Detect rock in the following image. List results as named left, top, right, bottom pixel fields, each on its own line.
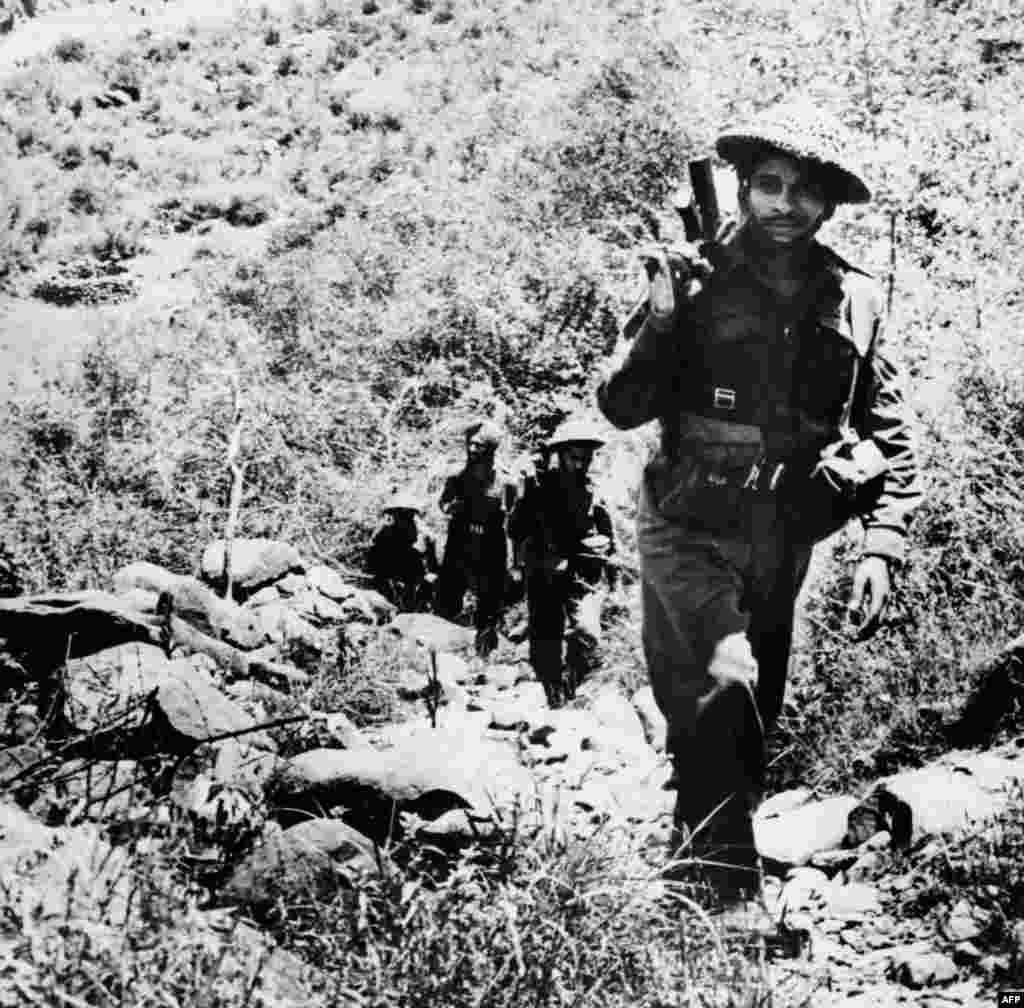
left=436, top=651, right=472, bottom=686
left=225, top=679, right=297, bottom=719
left=856, top=748, right=1024, bottom=846
left=759, top=787, right=812, bottom=819
left=826, top=880, right=882, bottom=920
left=631, top=685, right=668, bottom=752
left=247, top=585, right=282, bottom=606
left=942, top=898, right=984, bottom=942
left=64, top=642, right=174, bottom=732
left=276, top=573, right=309, bottom=596
left=335, top=588, right=394, bottom=625
left=221, top=818, right=378, bottom=914
left=777, top=867, right=831, bottom=919
left=306, top=564, right=353, bottom=601
left=200, top=914, right=327, bottom=1008
left=891, top=949, right=958, bottom=988
left=846, top=849, right=888, bottom=882
left=213, top=740, right=283, bottom=795
left=155, top=665, right=257, bottom=746
left=477, top=661, right=519, bottom=690
left=862, top=829, right=892, bottom=851
left=0, top=743, right=45, bottom=788
left=589, top=687, right=650, bottom=758
left=113, top=563, right=266, bottom=649
left=201, top=539, right=304, bottom=593
left=276, top=725, right=532, bottom=839
left=952, top=940, right=982, bottom=965
left=0, top=592, right=159, bottom=670
left=388, top=612, right=474, bottom=652
left=112, top=560, right=180, bottom=596
left=32, top=759, right=149, bottom=822
left=755, top=795, right=858, bottom=868
left=252, top=603, right=323, bottom=652
left=287, top=589, right=350, bottom=626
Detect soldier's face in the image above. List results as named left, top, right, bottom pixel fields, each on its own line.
left=467, top=433, right=495, bottom=461
left=742, top=154, right=831, bottom=246
left=558, top=445, right=593, bottom=475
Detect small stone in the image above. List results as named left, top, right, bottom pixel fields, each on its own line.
left=861, top=829, right=892, bottom=851
left=942, top=898, right=983, bottom=942
left=846, top=850, right=888, bottom=882
left=892, top=950, right=957, bottom=989
left=276, top=573, right=309, bottom=596
left=306, top=564, right=352, bottom=601
left=952, top=941, right=981, bottom=965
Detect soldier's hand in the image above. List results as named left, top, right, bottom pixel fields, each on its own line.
left=847, top=556, right=891, bottom=639
left=637, top=241, right=712, bottom=330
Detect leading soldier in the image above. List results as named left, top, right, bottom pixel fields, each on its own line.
left=597, top=99, right=923, bottom=898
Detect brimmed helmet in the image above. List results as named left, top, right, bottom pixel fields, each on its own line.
left=547, top=419, right=607, bottom=452
left=715, top=100, right=871, bottom=205
left=382, top=491, right=423, bottom=515
left=465, top=418, right=503, bottom=451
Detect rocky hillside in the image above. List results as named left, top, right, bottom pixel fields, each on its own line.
left=0, top=0, right=1023, bottom=1003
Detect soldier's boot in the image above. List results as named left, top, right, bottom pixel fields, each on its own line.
left=530, top=639, right=565, bottom=708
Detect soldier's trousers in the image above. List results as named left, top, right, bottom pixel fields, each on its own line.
left=526, top=570, right=604, bottom=703
left=436, top=563, right=505, bottom=654
left=638, top=486, right=811, bottom=883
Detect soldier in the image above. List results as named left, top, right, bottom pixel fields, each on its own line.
left=436, top=419, right=518, bottom=658
left=597, top=99, right=922, bottom=899
left=510, top=419, right=616, bottom=708
left=366, top=492, right=439, bottom=612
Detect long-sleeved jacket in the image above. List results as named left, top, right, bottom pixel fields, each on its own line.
left=510, top=470, right=615, bottom=585
left=597, top=227, right=922, bottom=562
left=439, top=465, right=517, bottom=576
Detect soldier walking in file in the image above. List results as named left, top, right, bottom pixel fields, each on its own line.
left=436, top=419, right=518, bottom=658
left=365, top=492, right=439, bottom=612
left=598, top=99, right=922, bottom=899
left=511, top=419, right=616, bottom=708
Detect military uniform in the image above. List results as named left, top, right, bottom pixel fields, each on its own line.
left=598, top=102, right=923, bottom=893
left=436, top=464, right=517, bottom=655
left=366, top=495, right=439, bottom=612
left=510, top=421, right=616, bottom=707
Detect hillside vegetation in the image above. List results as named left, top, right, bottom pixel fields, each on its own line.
left=0, top=0, right=1022, bottom=1002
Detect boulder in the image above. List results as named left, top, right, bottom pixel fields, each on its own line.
left=306, top=564, right=354, bottom=601
left=64, top=642, right=174, bottom=732
left=286, top=589, right=350, bottom=627
left=340, top=588, right=395, bottom=624
left=251, top=603, right=323, bottom=652
left=275, top=573, right=309, bottom=596
left=891, top=949, right=958, bottom=989
left=0, top=592, right=159, bottom=670
left=213, top=740, right=283, bottom=795
left=754, top=794, right=859, bottom=869
left=388, top=613, right=474, bottom=652
left=850, top=746, right=1024, bottom=847
left=112, top=560, right=180, bottom=596
left=31, top=759, right=149, bottom=822
left=155, top=664, right=257, bottom=746
left=200, top=914, right=327, bottom=1008
left=276, top=724, right=532, bottom=839
left=201, top=539, right=304, bottom=593
left=221, top=818, right=379, bottom=914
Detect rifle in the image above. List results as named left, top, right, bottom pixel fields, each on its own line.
left=625, top=158, right=736, bottom=338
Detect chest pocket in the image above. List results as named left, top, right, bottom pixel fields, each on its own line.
left=791, top=315, right=860, bottom=426
left=688, top=304, right=782, bottom=427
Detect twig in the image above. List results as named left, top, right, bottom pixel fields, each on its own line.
left=886, top=209, right=897, bottom=318
left=222, top=377, right=246, bottom=601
